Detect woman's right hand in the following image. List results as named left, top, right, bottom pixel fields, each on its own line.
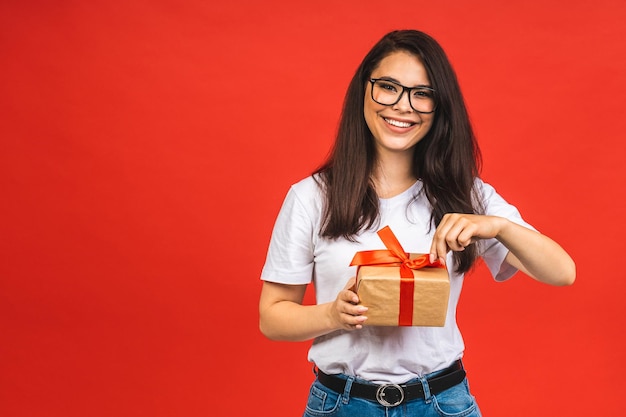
left=328, top=277, right=368, bottom=330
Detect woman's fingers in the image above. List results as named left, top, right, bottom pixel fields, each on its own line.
left=430, top=213, right=455, bottom=263
left=430, top=213, right=500, bottom=263
left=332, top=277, right=368, bottom=329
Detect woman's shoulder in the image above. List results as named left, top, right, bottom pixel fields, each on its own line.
left=278, top=175, right=324, bottom=215
left=473, top=177, right=498, bottom=198
left=473, top=177, right=527, bottom=217
left=290, top=174, right=324, bottom=198
left=279, top=175, right=324, bottom=226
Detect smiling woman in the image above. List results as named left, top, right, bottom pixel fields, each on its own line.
left=258, top=30, right=575, bottom=417
left=1, top=1, right=624, bottom=416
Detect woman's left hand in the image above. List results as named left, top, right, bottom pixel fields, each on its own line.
left=429, top=213, right=505, bottom=264
left=429, top=212, right=576, bottom=286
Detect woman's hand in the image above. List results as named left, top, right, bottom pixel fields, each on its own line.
left=328, top=277, right=368, bottom=331
left=429, top=213, right=505, bottom=264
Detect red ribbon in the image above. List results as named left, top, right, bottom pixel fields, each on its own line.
left=350, top=226, right=444, bottom=326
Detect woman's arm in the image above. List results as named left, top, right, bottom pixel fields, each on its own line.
left=259, top=278, right=369, bottom=341
left=429, top=213, right=575, bottom=286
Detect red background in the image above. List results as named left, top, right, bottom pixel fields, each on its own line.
left=1, top=1, right=625, bottom=415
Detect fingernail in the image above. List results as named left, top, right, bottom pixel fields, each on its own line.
left=429, top=253, right=435, bottom=263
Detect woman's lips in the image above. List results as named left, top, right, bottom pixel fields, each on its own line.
left=383, top=117, right=415, bottom=128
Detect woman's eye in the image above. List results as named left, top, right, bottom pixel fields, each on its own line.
left=413, top=89, right=433, bottom=99
left=378, top=82, right=397, bottom=92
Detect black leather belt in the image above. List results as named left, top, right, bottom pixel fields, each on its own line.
left=317, top=360, right=466, bottom=407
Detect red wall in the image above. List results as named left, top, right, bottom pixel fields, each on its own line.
left=1, top=1, right=625, bottom=415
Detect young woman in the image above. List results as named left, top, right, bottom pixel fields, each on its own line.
left=259, top=30, right=575, bottom=416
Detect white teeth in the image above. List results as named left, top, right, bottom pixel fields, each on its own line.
left=384, top=118, right=413, bottom=128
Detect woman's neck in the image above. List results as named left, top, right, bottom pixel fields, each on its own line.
left=372, top=151, right=417, bottom=198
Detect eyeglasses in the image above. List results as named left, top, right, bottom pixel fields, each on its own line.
left=369, top=78, right=436, bottom=114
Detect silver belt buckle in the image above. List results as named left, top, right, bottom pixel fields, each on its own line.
left=376, top=383, right=404, bottom=407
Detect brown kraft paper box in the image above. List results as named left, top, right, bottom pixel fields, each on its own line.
left=355, top=254, right=450, bottom=327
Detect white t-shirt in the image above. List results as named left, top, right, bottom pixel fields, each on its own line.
left=261, top=175, right=535, bottom=384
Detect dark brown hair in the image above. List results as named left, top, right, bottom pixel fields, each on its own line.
left=315, top=30, right=483, bottom=273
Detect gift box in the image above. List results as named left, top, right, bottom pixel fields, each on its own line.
left=351, top=226, right=450, bottom=327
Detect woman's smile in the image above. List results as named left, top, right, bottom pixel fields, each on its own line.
left=382, top=116, right=417, bottom=129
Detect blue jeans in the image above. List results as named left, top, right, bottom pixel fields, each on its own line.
left=303, top=368, right=481, bottom=417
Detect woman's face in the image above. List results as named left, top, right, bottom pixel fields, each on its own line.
left=364, top=51, right=434, bottom=158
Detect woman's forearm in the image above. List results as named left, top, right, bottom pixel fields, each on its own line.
left=498, top=219, right=576, bottom=286
left=259, top=299, right=337, bottom=342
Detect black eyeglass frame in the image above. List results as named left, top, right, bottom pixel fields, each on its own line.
left=369, top=78, right=437, bottom=114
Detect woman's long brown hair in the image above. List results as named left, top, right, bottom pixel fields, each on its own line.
left=314, top=30, right=484, bottom=273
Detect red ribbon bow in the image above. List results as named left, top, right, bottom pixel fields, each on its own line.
left=350, top=226, right=444, bottom=326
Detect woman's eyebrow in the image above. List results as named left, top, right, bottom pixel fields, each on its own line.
left=375, top=76, right=432, bottom=88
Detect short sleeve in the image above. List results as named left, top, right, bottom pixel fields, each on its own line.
left=260, top=180, right=320, bottom=285
left=478, top=180, right=537, bottom=282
